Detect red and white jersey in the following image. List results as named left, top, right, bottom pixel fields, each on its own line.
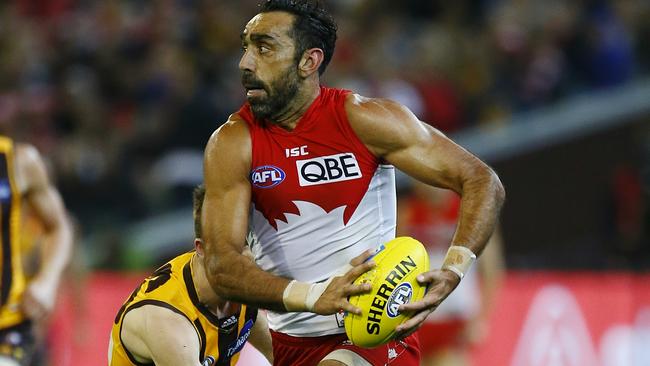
left=238, top=87, right=396, bottom=336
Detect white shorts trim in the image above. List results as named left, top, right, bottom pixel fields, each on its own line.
left=321, top=349, right=372, bottom=366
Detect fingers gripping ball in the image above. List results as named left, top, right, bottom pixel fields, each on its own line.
left=344, top=237, right=430, bottom=348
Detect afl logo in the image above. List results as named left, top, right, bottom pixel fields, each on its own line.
left=386, top=283, right=413, bottom=318
left=251, top=165, right=285, bottom=188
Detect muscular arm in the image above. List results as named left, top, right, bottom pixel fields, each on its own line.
left=17, top=144, right=73, bottom=320
left=347, top=95, right=505, bottom=256
left=346, top=95, right=505, bottom=335
left=121, top=305, right=202, bottom=366
left=202, top=118, right=289, bottom=311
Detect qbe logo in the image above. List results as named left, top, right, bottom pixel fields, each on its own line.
left=251, top=165, right=285, bottom=188
left=296, top=153, right=362, bottom=187
left=386, top=283, right=412, bottom=318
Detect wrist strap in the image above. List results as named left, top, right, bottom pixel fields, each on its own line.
left=305, top=277, right=333, bottom=310
left=442, top=245, right=477, bottom=280
left=282, top=278, right=334, bottom=312
left=282, top=280, right=310, bottom=312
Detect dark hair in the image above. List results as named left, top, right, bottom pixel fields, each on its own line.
left=193, top=184, right=206, bottom=239
left=259, top=0, right=337, bottom=75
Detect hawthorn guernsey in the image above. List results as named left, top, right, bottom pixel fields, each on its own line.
left=240, top=87, right=397, bottom=337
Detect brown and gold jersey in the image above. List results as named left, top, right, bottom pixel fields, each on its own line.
left=0, top=136, right=24, bottom=329
left=109, top=252, right=257, bottom=366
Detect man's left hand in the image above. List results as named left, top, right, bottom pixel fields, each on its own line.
left=21, top=275, right=59, bottom=322
left=394, top=269, right=460, bottom=338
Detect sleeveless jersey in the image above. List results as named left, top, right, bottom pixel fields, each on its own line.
left=0, top=136, right=25, bottom=329
left=240, top=86, right=397, bottom=336
left=109, top=252, right=257, bottom=366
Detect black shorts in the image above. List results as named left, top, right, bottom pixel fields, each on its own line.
left=0, top=321, right=35, bottom=366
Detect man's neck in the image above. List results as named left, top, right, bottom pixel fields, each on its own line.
left=191, top=254, right=232, bottom=316
left=271, top=80, right=320, bottom=131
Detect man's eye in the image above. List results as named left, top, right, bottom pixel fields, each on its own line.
left=259, top=46, right=270, bottom=54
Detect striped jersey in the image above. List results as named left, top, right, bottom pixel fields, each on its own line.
left=109, top=252, right=257, bottom=366
left=0, top=136, right=24, bottom=329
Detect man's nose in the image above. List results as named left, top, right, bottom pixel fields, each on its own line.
left=239, top=49, right=256, bottom=73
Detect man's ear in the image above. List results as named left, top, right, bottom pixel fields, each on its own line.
left=298, top=48, right=324, bottom=78
left=194, top=239, right=204, bottom=256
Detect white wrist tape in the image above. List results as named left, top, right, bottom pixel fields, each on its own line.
left=283, top=280, right=309, bottom=312
left=305, top=277, right=333, bottom=310
left=282, top=278, right=334, bottom=312
left=442, top=245, right=477, bottom=280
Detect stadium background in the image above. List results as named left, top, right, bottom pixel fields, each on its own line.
left=1, top=0, right=649, bottom=365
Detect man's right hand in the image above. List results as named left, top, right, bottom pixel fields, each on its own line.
left=311, top=250, right=376, bottom=315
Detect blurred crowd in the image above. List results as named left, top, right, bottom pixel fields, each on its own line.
left=0, top=0, right=648, bottom=267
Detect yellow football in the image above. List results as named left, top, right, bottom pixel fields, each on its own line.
left=345, top=237, right=430, bottom=348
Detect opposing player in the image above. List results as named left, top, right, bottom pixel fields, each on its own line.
left=109, top=185, right=273, bottom=366
left=0, top=135, right=73, bottom=366
left=202, top=1, right=505, bottom=365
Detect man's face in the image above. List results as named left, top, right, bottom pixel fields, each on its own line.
left=239, top=12, right=302, bottom=120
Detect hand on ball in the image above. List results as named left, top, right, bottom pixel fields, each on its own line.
left=394, top=268, right=460, bottom=339
left=311, top=250, right=376, bottom=315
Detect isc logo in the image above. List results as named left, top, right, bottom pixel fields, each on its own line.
left=296, top=153, right=362, bottom=186
left=251, top=165, right=286, bottom=188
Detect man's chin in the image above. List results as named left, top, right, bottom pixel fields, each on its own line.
left=249, top=103, right=272, bottom=120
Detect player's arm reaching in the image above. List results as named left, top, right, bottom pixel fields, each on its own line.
left=16, top=144, right=73, bottom=322
left=345, top=95, right=506, bottom=338
left=119, top=305, right=203, bottom=366
left=202, top=117, right=374, bottom=314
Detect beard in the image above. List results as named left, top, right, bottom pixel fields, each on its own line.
left=242, top=66, right=301, bottom=121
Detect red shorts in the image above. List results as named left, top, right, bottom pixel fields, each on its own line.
left=270, top=330, right=420, bottom=366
